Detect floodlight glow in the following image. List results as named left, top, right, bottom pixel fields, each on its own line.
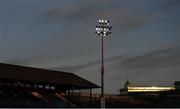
left=95, top=19, right=112, bottom=37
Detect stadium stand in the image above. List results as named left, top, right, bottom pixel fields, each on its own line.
left=0, top=63, right=99, bottom=107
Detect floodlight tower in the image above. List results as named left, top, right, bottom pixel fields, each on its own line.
left=95, top=19, right=112, bottom=108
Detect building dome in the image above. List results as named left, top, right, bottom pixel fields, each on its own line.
left=124, top=80, right=134, bottom=88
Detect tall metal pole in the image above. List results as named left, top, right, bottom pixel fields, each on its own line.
left=95, top=19, right=112, bottom=108
left=101, top=34, right=104, bottom=106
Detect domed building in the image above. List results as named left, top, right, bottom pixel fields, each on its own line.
left=119, top=79, right=134, bottom=95
left=124, top=79, right=134, bottom=88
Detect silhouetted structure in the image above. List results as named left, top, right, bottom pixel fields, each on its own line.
left=175, top=81, right=180, bottom=94
left=0, top=63, right=99, bottom=107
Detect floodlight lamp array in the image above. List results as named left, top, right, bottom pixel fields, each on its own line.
left=95, top=19, right=112, bottom=37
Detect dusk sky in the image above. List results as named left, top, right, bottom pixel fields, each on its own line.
left=0, top=0, right=180, bottom=94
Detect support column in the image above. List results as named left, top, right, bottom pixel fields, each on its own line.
left=90, top=88, right=92, bottom=107
left=79, top=89, right=81, bottom=101
left=67, top=90, right=70, bottom=107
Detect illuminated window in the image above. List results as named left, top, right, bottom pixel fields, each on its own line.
left=128, top=86, right=175, bottom=92
left=45, top=85, right=50, bottom=89
left=50, top=86, right=55, bottom=90
left=39, top=85, right=43, bottom=88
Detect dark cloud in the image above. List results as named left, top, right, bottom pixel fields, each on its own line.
left=51, top=55, right=125, bottom=72
left=158, top=0, right=180, bottom=10
left=51, top=46, right=180, bottom=72
left=121, top=47, right=180, bottom=69
left=43, top=4, right=82, bottom=19
left=120, top=13, right=162, bottom=33
left=41, top=0, right=166, bottom=34
left=118, top=0, right=180, bottom=33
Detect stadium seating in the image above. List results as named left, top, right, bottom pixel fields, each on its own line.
left=0, top=86, right=75, bottom=107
